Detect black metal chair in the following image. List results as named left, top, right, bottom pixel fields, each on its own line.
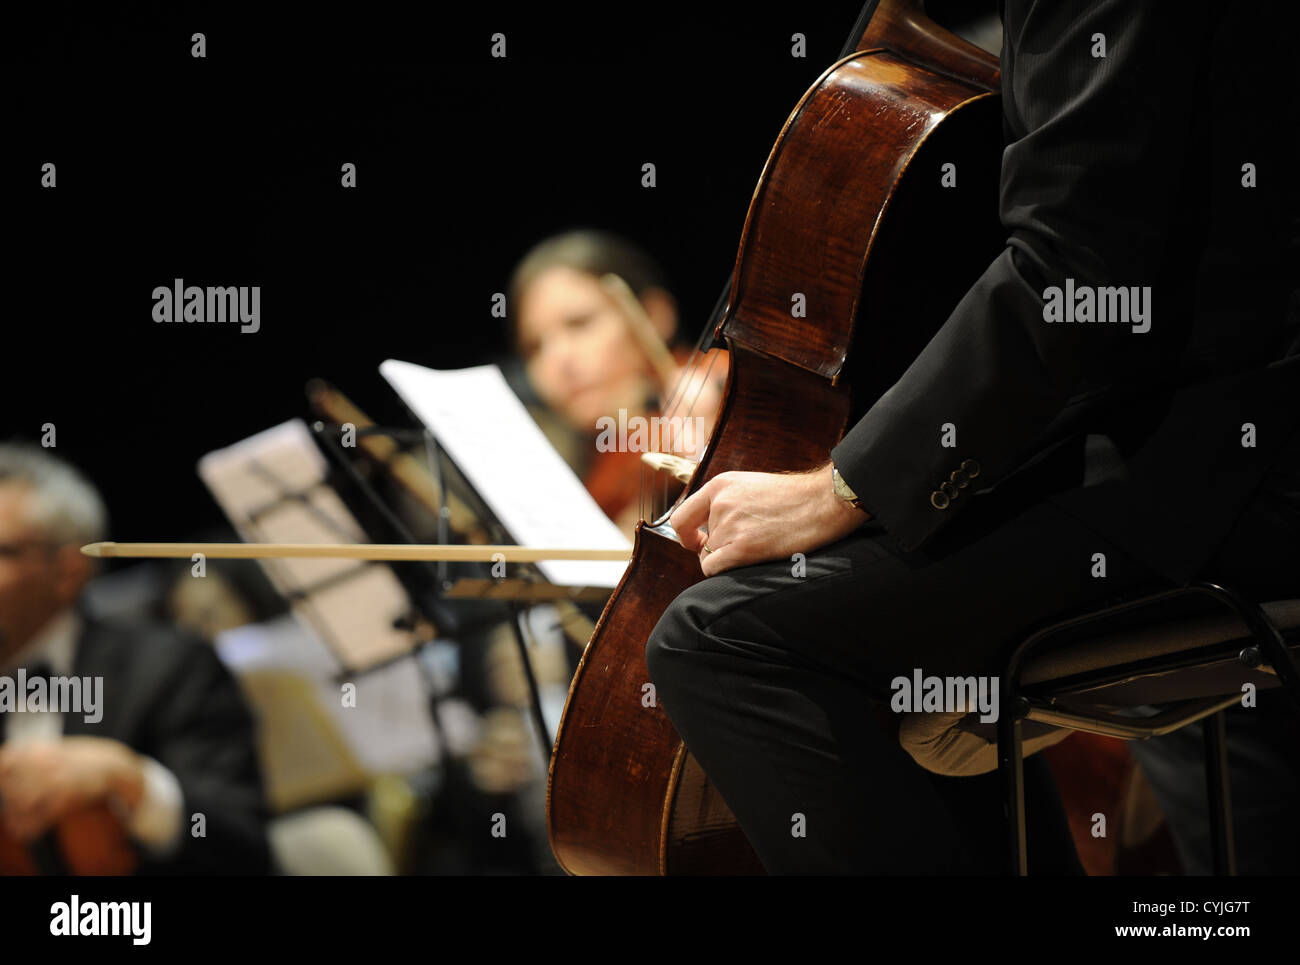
left=996, top=581, right=1300, bottom=874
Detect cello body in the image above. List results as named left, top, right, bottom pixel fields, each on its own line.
left=547, top=0, right=1007, bottom=874
left=0, top=802, right=137, bottom=875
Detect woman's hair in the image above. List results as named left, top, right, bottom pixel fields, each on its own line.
left=506, top=229, right=668, bottom=347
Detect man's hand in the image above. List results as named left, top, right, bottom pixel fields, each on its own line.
left=671, top=462, right=871, bottom=577
left=0, top=737, right=146, bottom=841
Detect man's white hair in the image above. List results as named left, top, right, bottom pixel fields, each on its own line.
left=0, top=443, right=108, bottom=546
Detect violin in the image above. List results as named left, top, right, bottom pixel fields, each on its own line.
left=583, top=273, right=729, bottom=534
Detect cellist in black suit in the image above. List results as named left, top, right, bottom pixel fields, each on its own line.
left=0, top=443, right=271, bottom=874
left=645, top=0, right=1300, bottom=873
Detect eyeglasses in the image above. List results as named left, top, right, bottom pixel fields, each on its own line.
left=0, top=539, right=60, bottom=559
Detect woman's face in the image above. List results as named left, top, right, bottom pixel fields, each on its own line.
left=516, top=266, right=655, bottom=431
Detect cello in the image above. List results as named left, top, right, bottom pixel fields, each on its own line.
left=0, top=802, right=136, bottom=875
left=546, top=0, right=1009, bottom=874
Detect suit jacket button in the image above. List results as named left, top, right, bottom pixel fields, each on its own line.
left=931, top=489, right=950, bottom=509
left=961, top=458, right=980, bottom=478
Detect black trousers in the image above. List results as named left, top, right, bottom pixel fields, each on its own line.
left=645, top=433, right=1300, bottom=874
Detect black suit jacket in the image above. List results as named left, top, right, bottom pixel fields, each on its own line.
left=61, top=614, right=272, bottom=874
left=831, top=0, right=1300, bottom=585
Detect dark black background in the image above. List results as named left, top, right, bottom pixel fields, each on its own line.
left=6, top=0, right=992, bottom=543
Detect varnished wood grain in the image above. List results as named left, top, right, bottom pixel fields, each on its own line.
left=548, top=3, right=1004, bottom=876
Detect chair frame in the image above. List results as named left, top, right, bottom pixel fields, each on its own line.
left=998, top=580, right=1300, bottom=875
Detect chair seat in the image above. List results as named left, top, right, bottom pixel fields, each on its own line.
left=1020, top=598, right=1300, bottom=689
left=900, top=598, right=1300, bottom=777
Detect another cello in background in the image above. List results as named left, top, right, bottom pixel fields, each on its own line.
left=0, top=802, right=136, bottom=875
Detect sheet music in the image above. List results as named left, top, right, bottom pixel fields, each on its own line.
left=215, top=614, right=442, bottom=777
left=197, top=418, right=424, bottom=670
left=379, top=359, right=631, bottom=588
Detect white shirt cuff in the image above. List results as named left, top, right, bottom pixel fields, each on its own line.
left=120, top=756, right=185, bottom=857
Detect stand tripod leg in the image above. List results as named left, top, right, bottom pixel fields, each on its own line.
left=509, top=602, right=557, bottom=766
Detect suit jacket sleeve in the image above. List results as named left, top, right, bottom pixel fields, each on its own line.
left=135, top=636, right=272, bottom=875
left=830, top=0, right=1212, bottom=551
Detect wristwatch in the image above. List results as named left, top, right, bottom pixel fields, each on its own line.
left=831, top=465, right=863, bottom=509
